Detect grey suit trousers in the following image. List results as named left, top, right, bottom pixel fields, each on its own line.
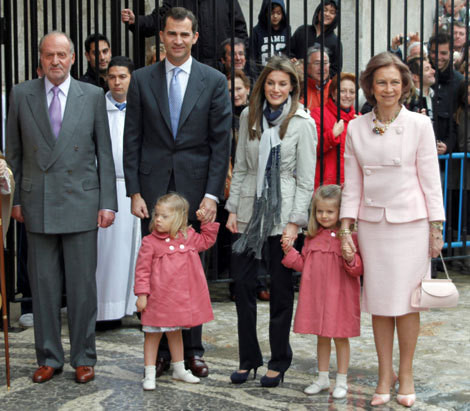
left=27, top=229, right=98, bottom=368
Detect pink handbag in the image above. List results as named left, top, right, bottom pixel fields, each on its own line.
left=411, top=254, right=459, bottom=309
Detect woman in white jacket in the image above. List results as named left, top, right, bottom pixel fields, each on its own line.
left=226, top=56, right=317, bottom=387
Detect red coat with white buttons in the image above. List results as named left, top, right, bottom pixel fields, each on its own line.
left=134, top=222, right=219, bottom=328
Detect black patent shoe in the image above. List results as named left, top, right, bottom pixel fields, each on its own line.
left=230, top=368, right=257, bottom=384
left=260, top=371, right=284, bottom=387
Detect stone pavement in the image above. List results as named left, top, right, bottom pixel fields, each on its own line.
left=0, top=273, right=469, bottom=411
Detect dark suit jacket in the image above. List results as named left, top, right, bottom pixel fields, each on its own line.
left=6, top=77, right=117, bottom=234
left=123, top=58, right=231, bottom=219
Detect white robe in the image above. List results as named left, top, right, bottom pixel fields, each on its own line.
left=95, top=94, right=140, bottom=321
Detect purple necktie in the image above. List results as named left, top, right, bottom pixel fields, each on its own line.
left=49, top=86, right=62, bottom=138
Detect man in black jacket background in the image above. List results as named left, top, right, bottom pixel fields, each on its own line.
left=428, top=32, right=462, bottom=156
left=121, top=0, right=247, bottom=68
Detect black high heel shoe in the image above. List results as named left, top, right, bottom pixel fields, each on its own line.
left=260, top=371, right=285, bottom=387
left=230, top=368, right=258, bottom=384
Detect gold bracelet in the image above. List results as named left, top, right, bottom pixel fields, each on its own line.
left=430, top=221, right=444, bottom=231
left=338, top=228, right=352, bottom=238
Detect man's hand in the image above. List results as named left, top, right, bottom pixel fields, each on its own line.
left=131, top=193, right=149, bottom=219
left=391, top=33, right=403, bottom=50
left=121, top=8, right=136, bottom=24
left=199, top=197, right=217, bottom=223
left=409, top=31, right=420, bottom=43
left=11, top=205, right=24, bottom=223
left=437, top=141, right=447, bottom=155
left=98, top=210, right=115, bottom=228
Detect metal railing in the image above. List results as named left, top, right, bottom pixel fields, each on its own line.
left=0, top=0, right=468, bottom=296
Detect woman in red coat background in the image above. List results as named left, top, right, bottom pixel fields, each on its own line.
left=312, top=73, right=358, bottom=189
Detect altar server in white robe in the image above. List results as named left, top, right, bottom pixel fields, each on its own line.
left=96, top=56, right=139, bottom=324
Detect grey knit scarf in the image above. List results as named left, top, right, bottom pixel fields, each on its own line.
left=232, top=96, right=292, bottom=259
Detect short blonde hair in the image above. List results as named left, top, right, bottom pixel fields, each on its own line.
left=307, top=185, right=342, bottom=238
left=360, top=52, right=412, bottom=106
left=149, top=192, right=190, bottom=238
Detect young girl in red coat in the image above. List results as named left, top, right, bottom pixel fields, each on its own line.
left=281, top=185, right=362, bottom=399
left=134, top=193, right=219, bottom=390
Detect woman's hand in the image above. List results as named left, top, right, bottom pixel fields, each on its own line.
left=226, top=213, right=238, bottom=234
left=332, top=119, right=345, bottom=137
left=136, top=295, right=147, bottom=312
left=282, top=223, right=298, bottom=249
left=429, top=226, right=444, bottom=258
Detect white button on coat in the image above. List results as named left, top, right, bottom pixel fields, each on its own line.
left=180, top=244, right=185, bottom=249
left=169, top=245, right=175, bottom=250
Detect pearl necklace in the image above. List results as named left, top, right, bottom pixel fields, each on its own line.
left=372, top=107, right=402, bottom=135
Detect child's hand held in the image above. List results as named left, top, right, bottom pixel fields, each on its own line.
left=136, top=295, right=148, bottom=312
left=196, top=207, right=206, bottom=222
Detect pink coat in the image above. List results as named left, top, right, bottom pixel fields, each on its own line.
left=340, top=108, right=445, bottom=223
left=134, top=223, right=219, bottom=328
left=282, top=228, right=363, bottom=338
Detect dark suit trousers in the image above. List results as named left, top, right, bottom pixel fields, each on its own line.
left=27, top=230, right=98, bottom=368
left=232, top=235, right=294, bottom=372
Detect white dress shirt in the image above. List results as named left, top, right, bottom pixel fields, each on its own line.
left=164, top=57, right=218, bottom=204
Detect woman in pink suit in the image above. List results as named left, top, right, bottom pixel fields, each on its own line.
left=339, top=52, right=445, bottom=407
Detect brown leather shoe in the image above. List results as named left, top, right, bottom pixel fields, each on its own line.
left=75, top=366, right=95, bottom=383
left=156, top=357, right=171, bottom=378
left=257, top=290, right=270, bottom=301
left=185, top=355, right=209, bottom=378
left=32, top=366, right=62, bottom=383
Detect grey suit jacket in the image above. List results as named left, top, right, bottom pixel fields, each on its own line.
left=6, top=77, right=117, bottom=234
left=123, top=59, right=231, bottom=219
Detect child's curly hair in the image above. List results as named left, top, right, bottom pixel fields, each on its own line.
left=149, top=192, right=190, bottom=238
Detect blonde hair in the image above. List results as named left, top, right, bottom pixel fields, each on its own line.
left=248, top=56, right=300, bottom=140
left=149, top=192, right=190, bottom=238
left=306, top=185, right=342, bottom=237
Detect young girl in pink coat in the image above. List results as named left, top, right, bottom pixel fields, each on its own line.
left=134, top=193, right=219, bottom=391
left=282, top=185, right=362, bottom=399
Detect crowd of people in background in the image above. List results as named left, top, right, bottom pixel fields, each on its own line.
left=1, top=0, right=467, bottom=407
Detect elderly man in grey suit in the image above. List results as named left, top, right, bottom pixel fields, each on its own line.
left=124, top=7, right=231, bottom=378
left=6, top=31, right=117, bottom=384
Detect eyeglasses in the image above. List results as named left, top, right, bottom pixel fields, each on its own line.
left=309, top=61, right=330, bottom=66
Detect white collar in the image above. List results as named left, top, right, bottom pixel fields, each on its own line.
left=165, top=56, right=192, bottom=76
left=44, top=74, right=71, bottom=97
left=106, top=91, right=126, bottom=109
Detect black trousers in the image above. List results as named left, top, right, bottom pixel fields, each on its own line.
left=231, top=235, right=294, bottom=372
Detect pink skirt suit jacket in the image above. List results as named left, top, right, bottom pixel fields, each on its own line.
left=134, top=222, right=219, bottom=328
left=340, top=107, right=445, bottom=316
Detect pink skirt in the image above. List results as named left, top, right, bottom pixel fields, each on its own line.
left=357, top=217, right=430, bottom=316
